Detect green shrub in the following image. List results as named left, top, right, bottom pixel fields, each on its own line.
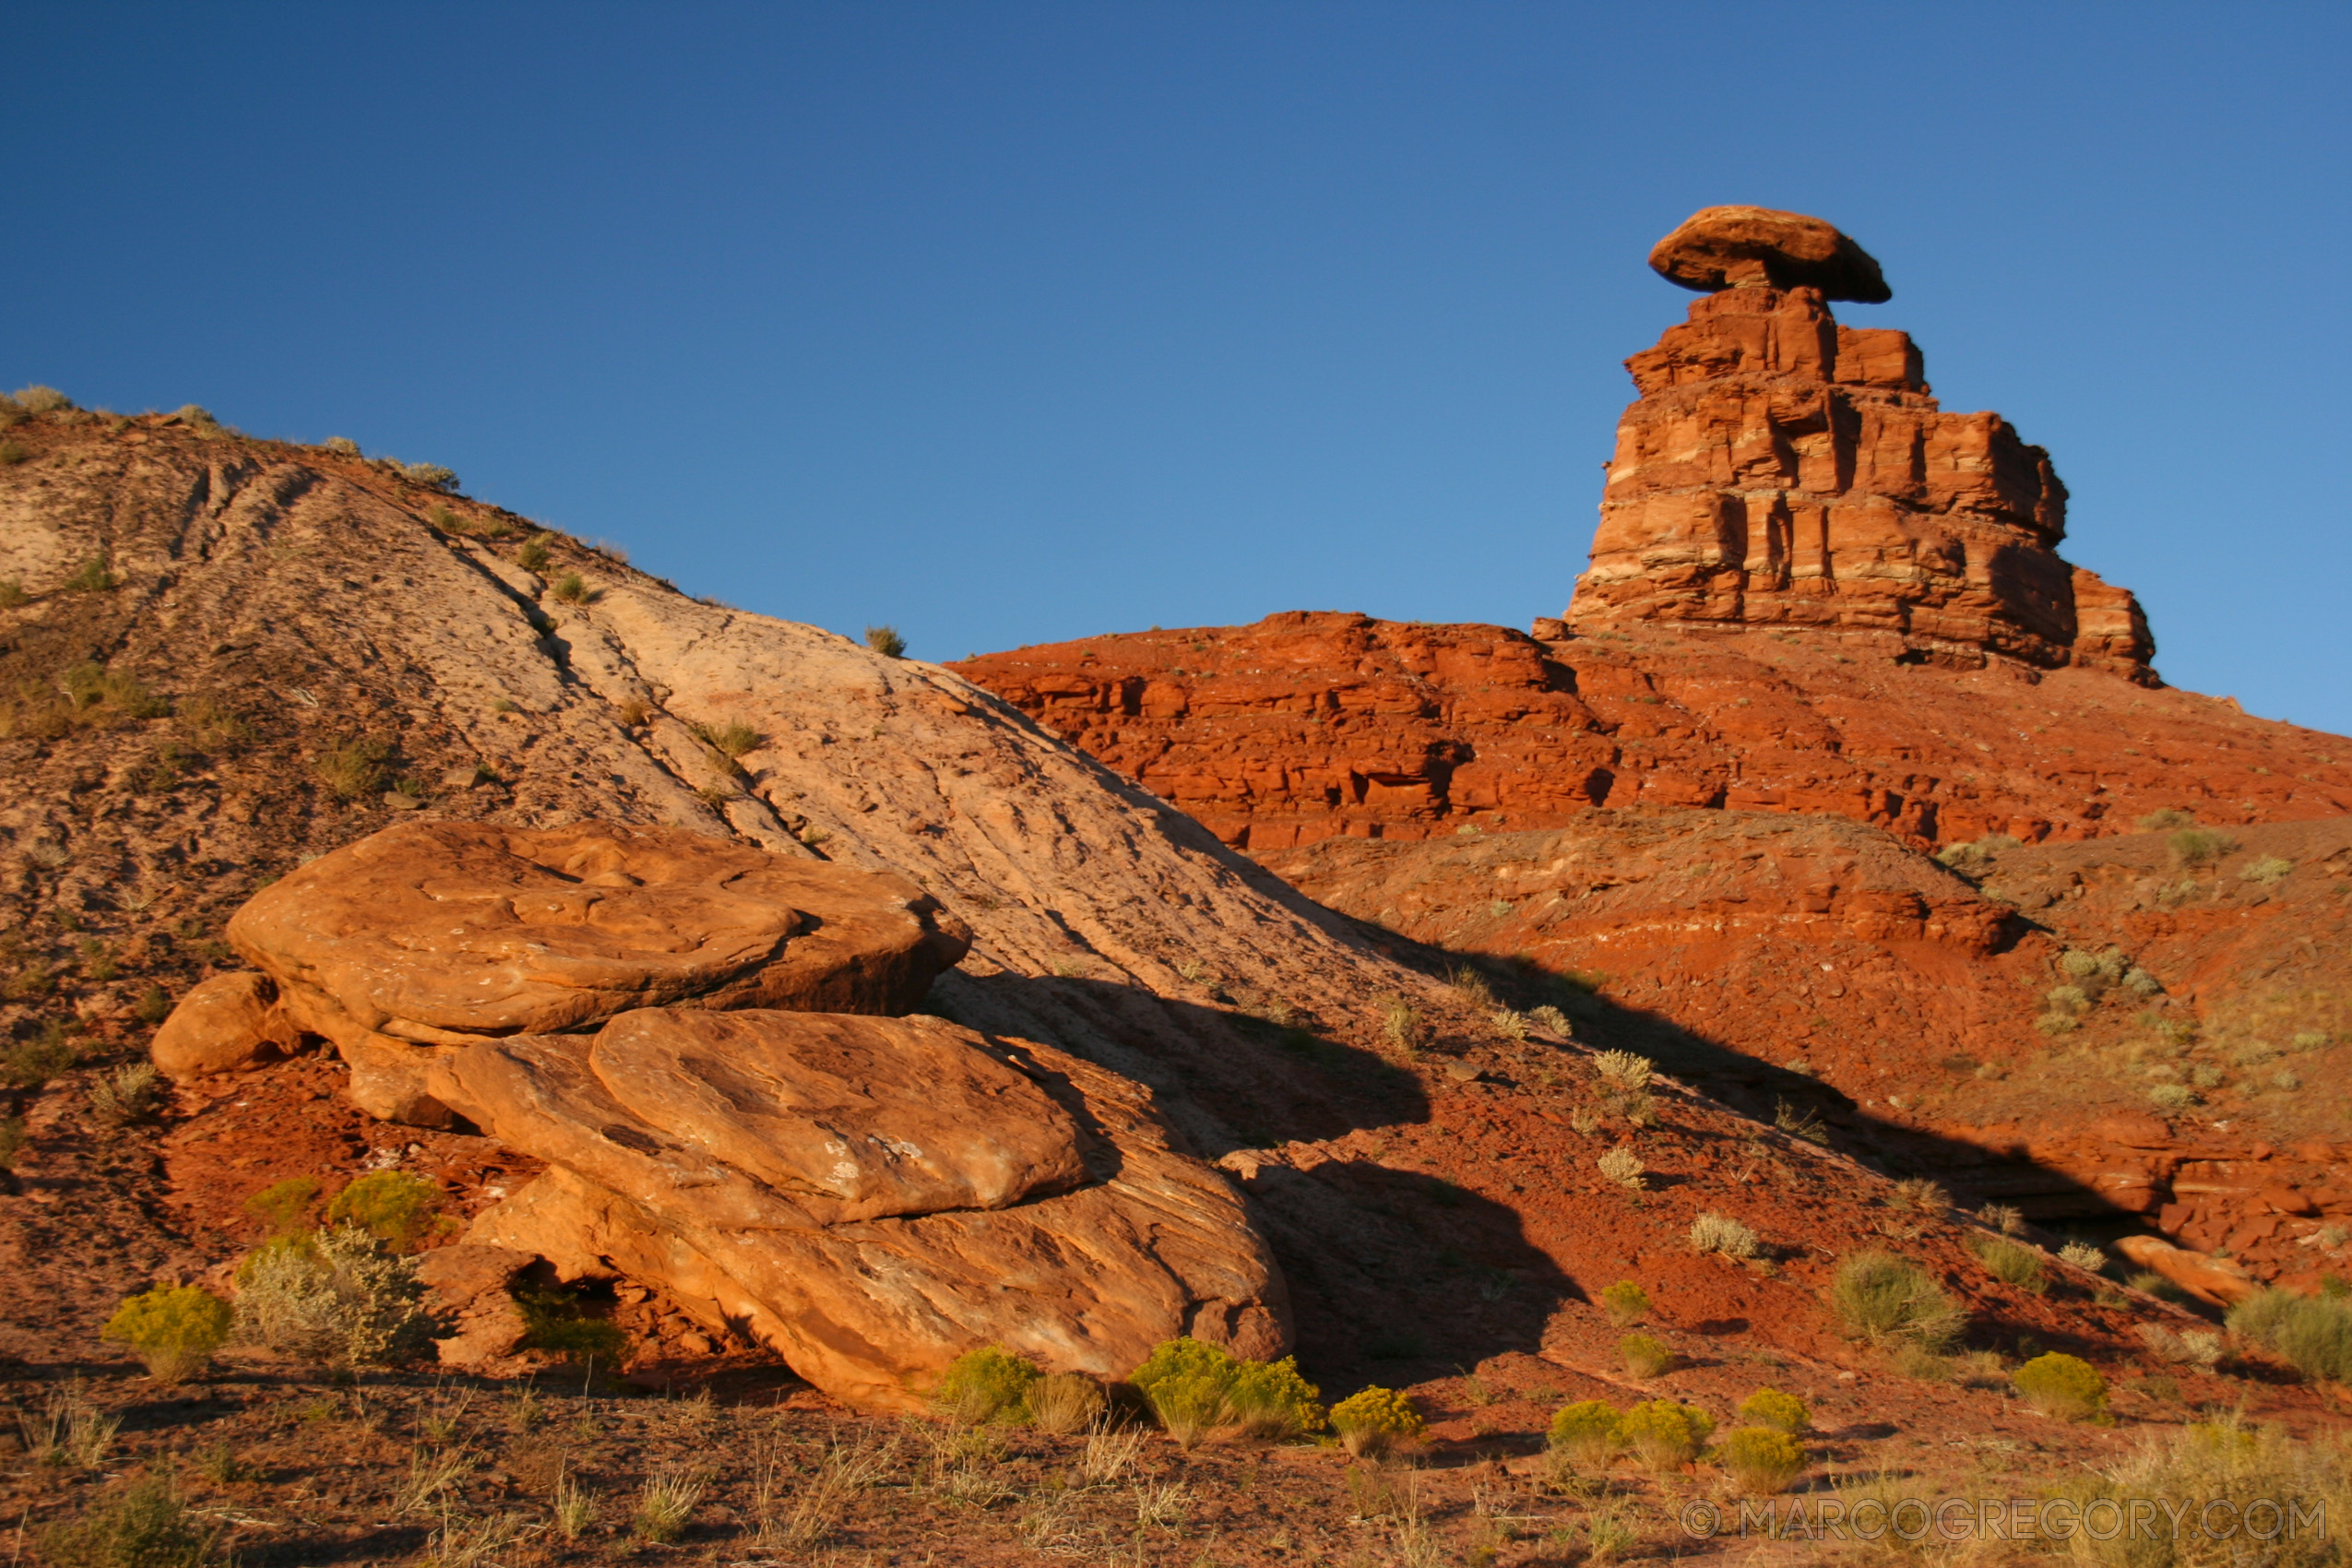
left=2, top=1021, right=84, bottom=1088
left=1327, top=1386, right=1423, bottom=1459
left=0, top=1115, right=25, bottom=1172
left=2168, top=828, right=2238, bottom=868
left=1970, top=1235, right=2048, bottom=1294
left=37, top=1470, right=223, bottom=1568
left=863, top=624, right=908, bottom=659
left=2227, top=1289, right=2352, bottom=1384
left=2149, top=1082, right=2195, bottom=1111
left=517, top=535, right=553, bottom=572
left=515, top=1287, right=631, bottom=1366
left=89, top=1063, right=165, bottom=1126
left=1716, top=1426, right=1806, bottom=1494
left=327, top=1170, right=444, bottom=1250
left=1226, top=1354, right=1324, bottom=1439
left=1130, top=1336, right=1235, bottom=1444
left=0, top=442, right=27, bottom=468
left=2241, top=856, right=2294, bottom=885
left=242, top=1175, right=321, bottom=1239
left=2013, top=1351, right=2108, bottom=1420
left=1619, top=1332, right=1673, bottom=1378
left=2049, top=1415, right=2352, bottom=1568
left=101, top=1285, right=232, bottom=1384
left=61, top=661, right=166, bottom=721
left=1598, top=1280, right=1649, bottom=1327
left=695, top=719, right=762, bottom=759
left=65, top=557, right=119, bottom=593
left=1618, top=1399, right=1713, bottom=1471
left=231, top=1222, right=428, bottom=1367
left=132, top=987, right=174, bottom=1027
left=1737, top=1387, right=1807, bottom=1434
left=2137, top=808, right=2195, bottom=831
left=935, top=1344, right=1039, bottom=1425
left=315, top=736, right=392, bottom=800
left=1547, top=1400, right=1621, bottom=1469
left=1830, top=1252, right=1965, bottom=1349
left=552, top=572, right=590, bottom=604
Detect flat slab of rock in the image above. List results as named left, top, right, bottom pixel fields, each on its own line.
left=427, top=1009, right=1088, bottom=1227
left=456, top=1020, right=1287, bottom=1409
left=1649, top=205, right=1891, bottom=302
left=225, top=820, right=971, bottom=1123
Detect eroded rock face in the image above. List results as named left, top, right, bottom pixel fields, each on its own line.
left=226, top=820, right=971, bottom=1122
left=443, top=1016, right=1287, bottom=1409
left=1578, top=227, right=2154, bottom=676
left=1648, top=205, right=1892, bottom=303
left=150, top=971, right=301, bottom=1083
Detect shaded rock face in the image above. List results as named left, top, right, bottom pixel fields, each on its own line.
left=215, top=820, right=970, bottom=1123
left=1574, top=279, right=2154, bottom=677
left=1648, top=205, right=1891, bottom=303
left=439, top=1014, right=1287, bottom=1410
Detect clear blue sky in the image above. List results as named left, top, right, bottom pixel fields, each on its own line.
left=11, top=5, right=2348, bottom=733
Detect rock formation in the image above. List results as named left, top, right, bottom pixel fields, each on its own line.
left=1578, top=208, right=2154, bottom=676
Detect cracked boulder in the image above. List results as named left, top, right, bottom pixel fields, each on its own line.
left=220, top=819, right=971, bottom=1123
left=434, top=1009, right=1289, bottom=1409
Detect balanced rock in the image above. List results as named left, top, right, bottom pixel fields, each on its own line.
left=441, top=1012, right=1288, bottom=1409
left=1648, top=205, right=1892, bottom=303
left=226, top=820, right=971, bottom=1123
left=149, top=971, right=302, bottom=1083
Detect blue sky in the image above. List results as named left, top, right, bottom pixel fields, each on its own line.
left=10, top=4, right=2348, bottom=731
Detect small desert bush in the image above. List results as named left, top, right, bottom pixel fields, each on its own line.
left=1526, top=1003, right=1571, bottom=1036
left=2227, top=1289, right=2352, bottom=1384
left=1689, top=1210, right=1759, bottom=1259
left=1716, top=1426, right=1806, bottom=1494
left=2052, top=1415, right=2352, bottom=1568
left=22, top=1382, right=121, bottom=1468
left=1593, top=1049, right=1652, bottom=1088
left=2058, top=1240, right=2108, bottom=1273
left=2242, top=855, right=2294, bottom=885
left=65, top=557, right=120, bottom=592
left=552, top=573, right=590, bottom=604
left=1737, top=1387, right=1807, bottom=1434
left=2, top=1022, right=84, bottom=1088
left=2138, top=1323, right=2225, bottom=1368
left=1970, top=1234, right=2048, bottom=1293
left=514, top=1284, right=631, bottom=1364
left=2137, top=807, right=2196, bottom=831
left=516, top=534, right=553, bottom=571
left=1831, top=1252, right=1965, bottom=1349
left=1979, top=1201, right=2025, bottom=1235
left=1598, top=1280, right=1648, bottom=1327
left=1447, top=965, right=1498, bottom=1009
left=232, top=1222, right=429, bottom=1367
left=101, top=1285, right=232, bottom=1384
left=2013, top=1351, right=2108, bottom=1420
left=1618, top=1399, right=1713, bottom=1472
left=632, top=1467, right=705, bottom=1543
left=0, top=442, right=23, bottom=468
left=1548, top=1399, right=1621, bottom=1469
left=322, top=435, right=360, bottom=455
left=38, top=1470, right=223, bottom=1568
left=2149, top=1082, right=2195, bottom=1111
left=0, top=1116, right=25, bottom=1172
left=399, top=461, right=459, bottom=492
left=2168, top=827, right=2238, bottom=868
left=315, top=736, right=392, bottom=800
left=1597, top=1146, right=1644, bottom=1189
left=14, top=386, right=73, bottom=413
left=1378, top=998, right=1428, bottom=1051
left=327, top=1170, right=444, bottom=1250
left=1128, top=1336, right=1324, bottom=1443
left=1025, top=1372, right=1108, bottom=1434
left=243, top=1175, right=321, bottom=1238
left=695, top=719, right=762, bottom=758
left=0, top=578, right=26, bottom=606
left=1226, top=1355, right=1324, bottom=1439
left=61, top=661, right=166, bottom=721
left=1774, top=1096, right=1828, bottom=1142
left=88, top=1062, right=165, bottom=1125
left=935, top=1345, right=1039, bottom=1425
left=1618, top=1333, right=1673, bottom=1378
left=1327, top=1386, right=1423, bottom=1459
left=864, top=624, right=908, bottom=659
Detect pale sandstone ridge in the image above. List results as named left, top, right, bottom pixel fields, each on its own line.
left=206, top=820, right=970, bottom=1123
left=440, top=1016, right=1287, bottom=1410
left=1576, top=208, right=2154, bottom=679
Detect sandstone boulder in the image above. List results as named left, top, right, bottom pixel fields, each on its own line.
left=149, top=971, right=301, bottom=1083
left=415, top=1243, right=535, bottom=1367
left=226, top=820, right=972, bottom=1123
left=1648, top=205, right=1892, bottom=303
left=443, top=1015, right=1287, bottom=1409
left=2115, top=1233, right=2257, bottom=1306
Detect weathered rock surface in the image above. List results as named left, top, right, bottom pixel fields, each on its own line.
left=1648, top=205, right=1892, bottom=303
left=1581, top=217, right=2150, bottom=674
left=955, top=612, right=2352, bottom=850
left=149, top=971, right=300, bottom=1083
left=443, top=1016, right=1286, bottom=1409
left=224, top=820, right=971, bottom=1123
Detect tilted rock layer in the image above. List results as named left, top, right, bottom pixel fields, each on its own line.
left=1574, top=279, right=2153, bottom=675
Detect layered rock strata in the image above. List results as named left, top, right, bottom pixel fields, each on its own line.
left=436, top=1012, right=1287, bottom=1409
left=1574, top=211, right=2154, bottom=675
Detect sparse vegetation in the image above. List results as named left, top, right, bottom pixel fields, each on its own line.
left=315, top=735, right=393, bottom=801
left=517, top=534, right=552, bottom=572
left=1717, top=1425, right=1806, bottom=1493
left=1547, top=1399, right=1621, bottom=1470
left=326, top=1170, right=444, bottom=1250
left=1598, top=1280, right=1649, bottom=1327
left=1592, top=1049, right=1652, bottom=1088
left=1738, top=1387, right=1807, bottom=1434
left=2227, top=1289, right=2352, bottom=1383
left=0, top=577, right=27, bottom=606
left=2168, top=827, right=2238, bottom=868
left=632, top=1467, right=706, bottom=1543
left=2242, top=855, right=2294, bottom=885
left=1689, top=1210, right=1760, bottom=1259
left=1617, top=1399, right=1712, bottom=1472
left=37, top=1469, right=224, bottom=1567
left=2056, top=1414, right=2352, bottom=1568
left=323, top=435, right=361, bottom=456
left=2013, top=1351, right=2108, bottom=1420
left=935, top=1345, right=1040, bottom=1425
left=2137, top=1323, right=2224, bottom=1367
left=101, top=1285, right=232, bottom=1384
left=1379, top=998, right=1429, bottom=1053
left=1024, top=1372, right=1108, bottom=1434
left=864, top=624, right=908, bottom=659
left=2137, top=807, right=2196, bottom=831
left=1831, top=1251, right=1965, bottom=1349
left=1327, top=1386, right=1423, bottom=1459
left=2058, top=1240, right=2108, bottom=1273
left=15, top=386, right=73, bottom=412
left=2149, top=1081, right=2195, bottom=1111
left=65, top=556, right=120, bottom=592
left=1891, top=1177, right=1950, bottom=1213
left=1596, top=1146, right=1644, bottom=1189
left=1971, top=1234, right=2048, bottom=1293
left=88, top=1061, right=165, bottom=1125
left=0, top=441, right=26, bottom=468
left=552, top=572, right=591, bottom=604
left=1618, top=1333, right=1673, bottom=1378
left=400, top=461, right=460, bottom=493
left=231, top=1221, right=430, bottom=1367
